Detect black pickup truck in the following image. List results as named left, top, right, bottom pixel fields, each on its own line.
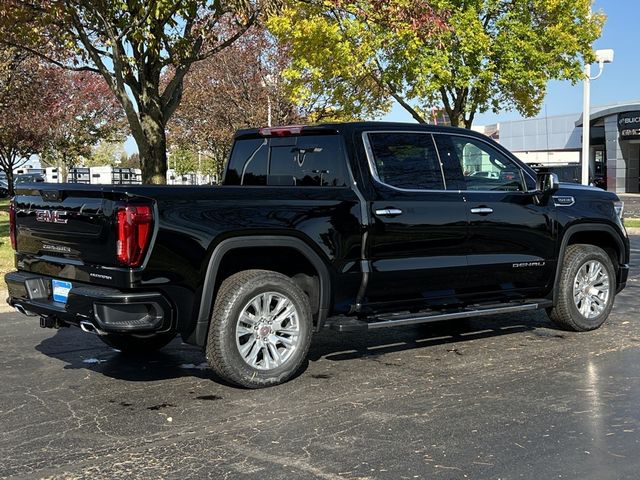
left=6, top=122, right=630, bottom=387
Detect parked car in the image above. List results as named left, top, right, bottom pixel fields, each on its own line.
left=6, top=122, right=630, bottom=388
left=0, top=179, right=9, bottom=198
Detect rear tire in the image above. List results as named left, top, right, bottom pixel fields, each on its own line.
left=548, top=244, right=615, bottom=331
left=100, top=332, right=176, bottom=353
left=205, top=270, right=313, bottom=388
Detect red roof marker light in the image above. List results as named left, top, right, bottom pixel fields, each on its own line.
left=258, top=125, right=305, bottom=137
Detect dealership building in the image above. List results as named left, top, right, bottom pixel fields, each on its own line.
left=477, top=101, right=640, bottom=193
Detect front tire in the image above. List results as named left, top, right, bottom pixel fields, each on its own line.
left=205, top=270, right=313, bottom=388
left=548, top=244, right=616, bottom=331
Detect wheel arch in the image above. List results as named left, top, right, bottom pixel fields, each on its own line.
left=192, top=236, right=332, bottom=346
left=553, top=223, right=627, bottom=303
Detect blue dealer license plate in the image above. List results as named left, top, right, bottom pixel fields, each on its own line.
left=52, top=279, right=72, bottom=303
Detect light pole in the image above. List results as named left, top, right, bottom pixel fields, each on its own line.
left=261, top=74, right=275, bottom=127
left=198, top=150, right=202, bottom=185
left=581, top=48, right=614, bottom=185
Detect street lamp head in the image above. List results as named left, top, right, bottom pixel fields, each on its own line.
left=595, top=49, right=614, bottom=64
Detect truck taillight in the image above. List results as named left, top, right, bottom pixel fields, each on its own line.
left=9, top=200, right=16, bottom=250
left=116, top=205, right=153, bottom=267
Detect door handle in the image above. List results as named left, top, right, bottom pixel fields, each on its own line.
left=470, top=207, right=493, bottom=215
left=375, top=208, right=403, bottom=217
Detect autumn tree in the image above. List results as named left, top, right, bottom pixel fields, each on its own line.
left=41, top=70, right=126, bottom=179
left=1, top=0, right=272, bottom=184
left=168, top=25, right=300, bottom=180
left=269, top=0, right=604, bottom=127
left=0, top=47, right=50, bottom=194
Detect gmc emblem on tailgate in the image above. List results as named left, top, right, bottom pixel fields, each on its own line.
left=35, top=210, right=68, bottom=224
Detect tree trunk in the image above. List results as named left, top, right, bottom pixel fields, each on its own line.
left=135, top=110, right=168, bottom=184
left=6, top=165, right=15, bottom=197
left=464, top=111, right=475, bottom=129
left=448, top=111, right=463, bottom=127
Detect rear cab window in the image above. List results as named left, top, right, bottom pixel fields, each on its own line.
left=224, top=135, right=348, bottom=187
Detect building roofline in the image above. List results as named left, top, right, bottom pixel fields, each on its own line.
left=575, top=101, right=640, bottom=127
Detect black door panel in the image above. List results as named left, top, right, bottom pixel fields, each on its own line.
left=463, top=191, right=556, bottom=296
left=367, top=190, right=469, bottom=307
left=433, top=133, right=557, bottom=299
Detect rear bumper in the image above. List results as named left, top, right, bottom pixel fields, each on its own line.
left=5, top=271, right=173, bottom=333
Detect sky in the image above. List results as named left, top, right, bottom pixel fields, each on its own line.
left=382, top=0, right=640, bottom=126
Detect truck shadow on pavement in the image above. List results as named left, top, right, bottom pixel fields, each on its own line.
left=34, top=311, right=554, bottom=384
left=307, top=311, right=553, bottom=362
left=35, top=330, right=223, bottom=383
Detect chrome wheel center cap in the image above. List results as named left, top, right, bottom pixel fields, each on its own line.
left=259, top=325, right=272, bottom=337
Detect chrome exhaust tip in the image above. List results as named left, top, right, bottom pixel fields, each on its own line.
left=15, top=304, right=37, bottom=317
left=80, top=320, right=107, bottom=336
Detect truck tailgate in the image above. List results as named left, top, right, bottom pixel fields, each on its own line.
left=13, top=185, right=149, bottom=269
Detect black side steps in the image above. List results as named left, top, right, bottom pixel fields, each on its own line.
left=327, top=299, right=553, bottom=332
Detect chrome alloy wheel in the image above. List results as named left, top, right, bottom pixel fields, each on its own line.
left=573, top=260, right=611, bottom=319
left=235, top=292, right=301, bottom=370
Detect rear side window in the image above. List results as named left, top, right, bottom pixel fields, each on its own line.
left=269, top=135, right=347, bottom=187
left=224, top=139, right=268, bottom=185
left=367, top=132, right=444, bottom=190
left=224, top=135, right=347, bottom=187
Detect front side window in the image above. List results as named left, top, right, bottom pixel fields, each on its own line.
left=367, top=132, right=444, bottom=190
left=434, top=135, right=525, bottom=191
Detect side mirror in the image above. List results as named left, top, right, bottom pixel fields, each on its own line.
left=536, top=172, right=559, bottom=193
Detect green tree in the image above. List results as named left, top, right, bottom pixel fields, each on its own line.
left=268, top=0, right=604, bottom=127
left=2, top=0, right=271, bottom=183
left=87, top=142, right=127, bottom=167
left=169, top=148, right=198, bottom=177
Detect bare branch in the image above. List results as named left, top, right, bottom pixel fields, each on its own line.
left=197, top=15, right=259, bottom=60
left=0, top=40, right=100, bottom=73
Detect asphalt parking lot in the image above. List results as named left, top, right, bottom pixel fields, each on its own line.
left=1, top=237, right=639, bottom=480
left=619, top=194, right=640, bottom=218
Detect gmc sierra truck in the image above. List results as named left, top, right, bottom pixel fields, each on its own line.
left=6, top=122, right=630, bottom=388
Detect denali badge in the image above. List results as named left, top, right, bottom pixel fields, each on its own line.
left=42, top=243, right=71, bottom=253
left=552, top=196, right=575, bottom=207
left=35, top=210, right=68, bottom=224
left=513, top=261, right=546, bottom=268
left=90, top=273, right=113, bottom=280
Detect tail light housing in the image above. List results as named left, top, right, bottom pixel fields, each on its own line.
left=116, top=205, right=154, bottom=267
left=9, top=199, right=17, bottom=250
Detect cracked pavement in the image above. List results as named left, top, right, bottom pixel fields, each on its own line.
left=1, top=236, right=639, bottom=480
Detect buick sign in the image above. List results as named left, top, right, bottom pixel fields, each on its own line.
left=618, top=111, right=640, bottom=140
